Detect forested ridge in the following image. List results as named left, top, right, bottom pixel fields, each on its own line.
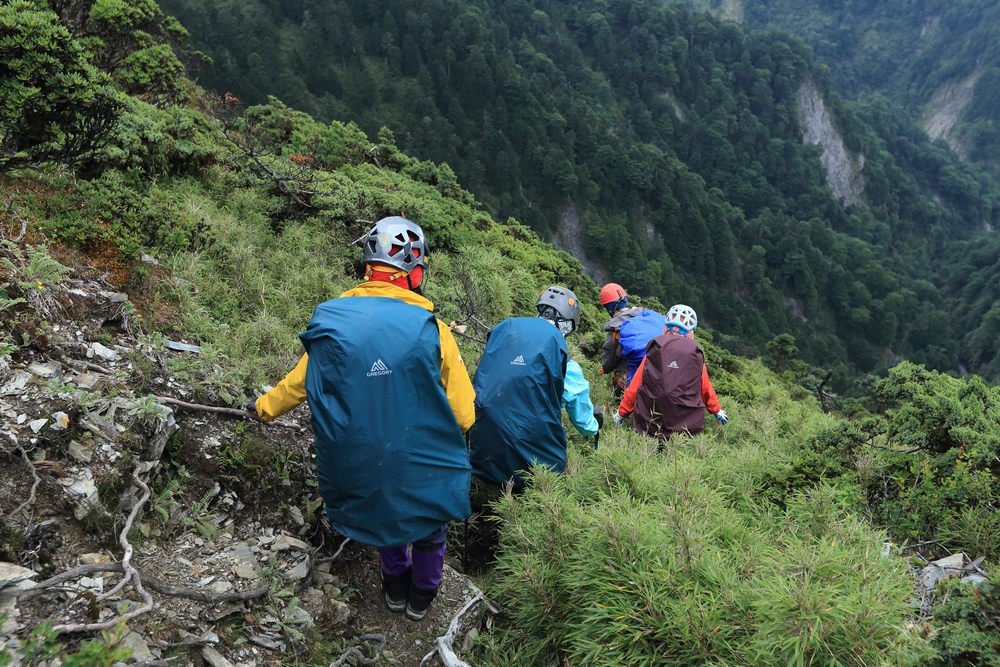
left=699, top=0, right=1000, bottom=168
left=159, top=0, right=1000, bottom=391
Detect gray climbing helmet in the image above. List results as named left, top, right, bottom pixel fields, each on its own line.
left=363, top=216, right=428, bottom=272
left=536, top=285, right=581, bottom=335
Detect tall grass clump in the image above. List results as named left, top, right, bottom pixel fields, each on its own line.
left=477, top=355, right=931, bottom=666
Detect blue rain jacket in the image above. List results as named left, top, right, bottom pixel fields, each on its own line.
left=299, top=296, right=471, bottom=548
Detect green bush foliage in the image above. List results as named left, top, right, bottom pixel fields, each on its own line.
left=776, top=362, right=1000, bottom=559
left=0, top=0, right=123, bottom=171
left=928, top=573, right=1000, bottom=667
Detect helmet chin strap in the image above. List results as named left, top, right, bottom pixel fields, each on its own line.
left=364, top=263, right=423, bottom=290
left=364, top=264, right=409, bottom=282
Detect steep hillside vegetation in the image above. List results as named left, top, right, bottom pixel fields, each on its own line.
left=159, top=0, right=1000, bottom=388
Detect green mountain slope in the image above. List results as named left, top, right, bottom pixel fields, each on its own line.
left=158, top=0, right=1000, bottom=387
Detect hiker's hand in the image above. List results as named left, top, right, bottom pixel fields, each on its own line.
left=598, top=367, right=604, bottom=374
left=593, top=406, right=603, bottom=429
left=613, top=411, right=625, bottom=426
left=715, top=409, right=728, bottom=425
left=244, top=399, right=258, bottom=417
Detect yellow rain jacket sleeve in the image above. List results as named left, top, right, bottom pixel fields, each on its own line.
left=254, top=282, right=476, bottom=433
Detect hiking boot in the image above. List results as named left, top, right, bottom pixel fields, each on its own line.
left=405, top=584, right=438, bottom=621
left=382, top=568, right=411, bottom=613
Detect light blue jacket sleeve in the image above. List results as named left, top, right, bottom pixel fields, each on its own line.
left=562, top=359, right=599, bottom=436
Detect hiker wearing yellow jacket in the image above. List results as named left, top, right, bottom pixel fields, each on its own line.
left=248, top=216, right=475, bottom=622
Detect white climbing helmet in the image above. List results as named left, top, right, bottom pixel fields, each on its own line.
left=665, top=304, right=697, bottom=333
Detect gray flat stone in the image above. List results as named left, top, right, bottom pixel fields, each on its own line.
left=0, top=562, right=36, bottom=588
left=201, top=647, right=234, bottom=667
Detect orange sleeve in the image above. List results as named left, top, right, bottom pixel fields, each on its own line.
left=618, top=356, right=646, bottom=417
left=701, top=365, right=721, bottom=414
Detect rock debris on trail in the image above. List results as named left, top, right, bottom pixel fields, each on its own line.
left=0, top=284, right=484, bottom=666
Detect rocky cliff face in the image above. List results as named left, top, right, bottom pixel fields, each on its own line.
left=923, top=64, right=982, bottom=159
left=552, top=203, right=608, bottom=285
left=796, top=78, right=866, bottom=206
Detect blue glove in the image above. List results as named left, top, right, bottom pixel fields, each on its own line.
left=715, top=409, right=728, bottom=425
left=245, top=398, right=257, bottom=414
left=613, top=411, right=625, bottom=426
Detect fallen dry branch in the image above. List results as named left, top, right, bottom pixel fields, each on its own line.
left=55, top=464, right=153, bottom=634
left=152, top=395, right=303, bottom=433
left=3, top=194, right=29, bottom=242
left=330, top=634, right=386, bottom=667
left=10, top=447, right=42, bottom=522
left=420, top=572, right=484, bottom=667
left=19, top=563, right=270, bottom=604
left=315, top=537, right=351, bottom=564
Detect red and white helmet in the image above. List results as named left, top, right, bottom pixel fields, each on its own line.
left=665, top=304, right=697, bottom=334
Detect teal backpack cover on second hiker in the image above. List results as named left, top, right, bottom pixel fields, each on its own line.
left=299, top=296, right=471, bottom=548
left=619, top=309, right=666, bottom=385
left=469, top=318, right=568, bottom=490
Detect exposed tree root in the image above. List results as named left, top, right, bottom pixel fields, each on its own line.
left=11, top=447, right=41, bottom=523
left=53, top=464, right=153, bottom=634
left=18, top=563, right=270, bottom=604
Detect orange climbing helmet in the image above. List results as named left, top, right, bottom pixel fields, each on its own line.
left=599, top=283, right=628, bottom=314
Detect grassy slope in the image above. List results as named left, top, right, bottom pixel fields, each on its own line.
left=0, top=92, right=941, bottom=665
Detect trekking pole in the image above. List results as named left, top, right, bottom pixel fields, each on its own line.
left=593, top=405, right=602, bottom=449
left=463, top=517, right=469, bottom=573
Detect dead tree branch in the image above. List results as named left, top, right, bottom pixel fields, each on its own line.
left=151, top=395, right=303, bottom=433
left=420, top=571, right=484, bottom=667
left=3, top=194, right=29, bottom=242
left=331, top=634, right=386, bottom=667
left=450, top=328, right=487, bottom=345
left=816, top=370, right=833, bottom=414
left=55, top=464, right=153, bottom=634
left=199, top=93, right=335, bottom=207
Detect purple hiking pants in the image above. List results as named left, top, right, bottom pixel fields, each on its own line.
left=377, top=524, right=447, bottom=591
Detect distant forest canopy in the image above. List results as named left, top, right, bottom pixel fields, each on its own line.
left=685, top=0, right=1000, bottom=170
left=158, top=0, right=1000, bottom=389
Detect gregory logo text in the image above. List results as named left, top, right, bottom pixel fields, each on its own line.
left=368, top=359, right=392, bottom=377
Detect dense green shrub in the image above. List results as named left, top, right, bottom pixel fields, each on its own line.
left=783, top=362, right=1000, bottom=559
left=0, top=0, right=122, bottom=171
left=928, top=573, right=1000, bottom=667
